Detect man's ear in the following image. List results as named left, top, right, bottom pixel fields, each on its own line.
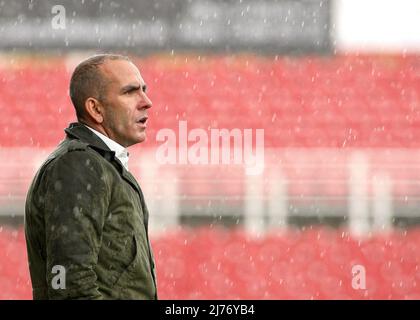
left=84, top=97, right=104, bottom=123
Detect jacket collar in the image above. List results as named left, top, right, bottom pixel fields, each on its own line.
left=64, top=122, right=135, bottom=177
left=64, top=122, right=112, bottom=153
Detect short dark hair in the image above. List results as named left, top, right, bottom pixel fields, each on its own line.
left=69, top=53, right=130, bottom=120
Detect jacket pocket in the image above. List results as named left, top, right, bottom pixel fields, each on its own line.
left=111, top=234, right=139, bottom=288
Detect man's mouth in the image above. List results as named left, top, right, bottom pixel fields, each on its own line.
left=137, top=116, right=148, bottom=125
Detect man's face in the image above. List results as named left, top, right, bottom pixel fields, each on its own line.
left=99, top=59, right=152, bottom=147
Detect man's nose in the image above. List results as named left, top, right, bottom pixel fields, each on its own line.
left=139, top=92, right=152, bottom=110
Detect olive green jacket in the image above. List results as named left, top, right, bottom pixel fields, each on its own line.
left=25, top=122, right=157, bottom=300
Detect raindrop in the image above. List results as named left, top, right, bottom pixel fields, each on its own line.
left=54, top=181, right=62, bottom=191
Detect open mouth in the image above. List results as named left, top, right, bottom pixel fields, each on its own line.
left=137, top=116, right=148, bottom=125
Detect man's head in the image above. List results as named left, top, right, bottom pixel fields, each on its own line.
left=69, top=54, right=152, bottom=147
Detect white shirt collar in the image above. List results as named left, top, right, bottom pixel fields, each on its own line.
left=84, top=125, right=130, bottom=171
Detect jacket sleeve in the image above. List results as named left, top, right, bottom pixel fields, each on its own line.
left=43, top=150, right=110, bottom=299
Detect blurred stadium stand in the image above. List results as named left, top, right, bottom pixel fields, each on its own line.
left=0, top=0, right=420, bottom=299
left=1, top=226, right=420, bottom=299
left=1, top=55, right=419, bottom=228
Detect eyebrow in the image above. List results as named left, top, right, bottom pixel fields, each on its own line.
left=120, top=83, right=147, bottom=94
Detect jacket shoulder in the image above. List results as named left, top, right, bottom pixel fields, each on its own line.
left=53, top=139, right=90, bottom=157
left=26, top=139, right=105, bottom=209
left=39, top=139, right=106, bottom=175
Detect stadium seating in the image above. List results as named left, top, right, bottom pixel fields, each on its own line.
left=1, top=226, right=419, bottom=299
left=0, top=55, right=419, bottom=148
left=1, top=55, right=419, bottom=201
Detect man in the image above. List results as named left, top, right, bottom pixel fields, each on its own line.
left=25, top=54, right=157, bottom=299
